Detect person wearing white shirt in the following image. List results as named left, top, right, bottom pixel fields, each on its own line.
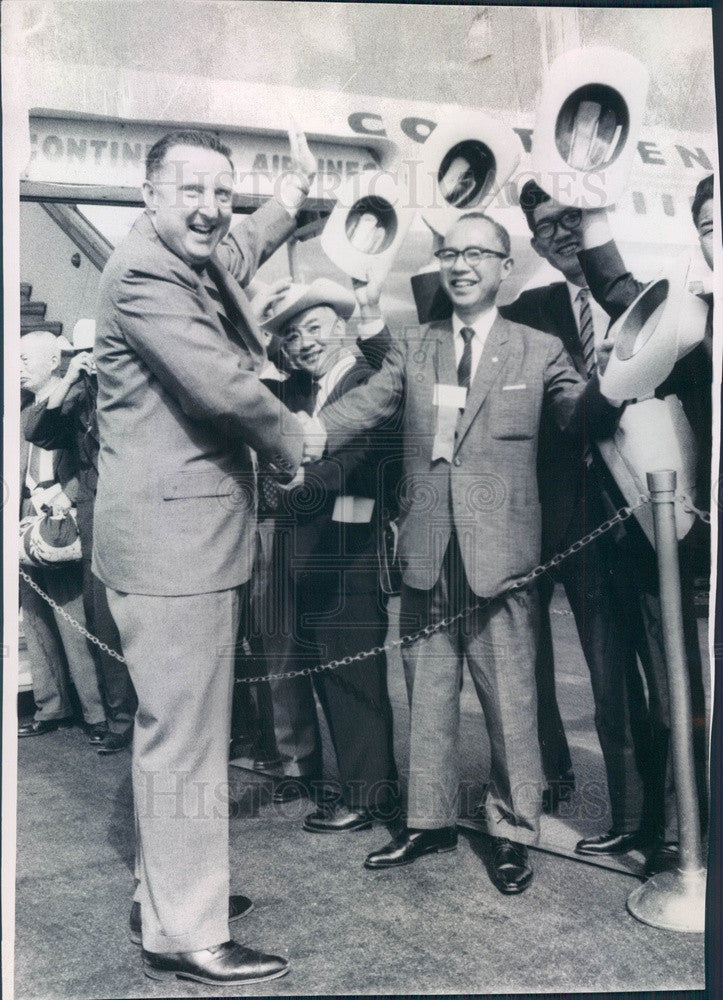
left=255, top=277, right=401, bottom=834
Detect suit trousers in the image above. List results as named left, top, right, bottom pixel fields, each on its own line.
left=20, top=564, right=106, bottom=725
left=537, top=535, right=649, bottom=833
left=402, top=534, right=543, bottom=843
left=262, top=520, right=399, bottom=811
left=106, top=585, right=242, bottom=953
left=81, top=557, right=136, bottom=732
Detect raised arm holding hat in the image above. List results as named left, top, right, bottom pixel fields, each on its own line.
left=254, top=275, right=402, bottom=830
left=92, top=125, right=316, bottom=988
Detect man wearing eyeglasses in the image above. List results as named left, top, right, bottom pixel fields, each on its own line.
left=409, top=181, right=658, bottom=860
left=302, top=211, right=616, bottom=894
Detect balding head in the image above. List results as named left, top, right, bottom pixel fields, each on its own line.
left=20, top=331, right=62, bottom=396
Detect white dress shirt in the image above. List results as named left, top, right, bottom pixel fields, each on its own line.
left=566, top=280, right=610, bottom=350
left=451, top=307, right=498, bottom=383
left=312, top=350, right=374, bottom=524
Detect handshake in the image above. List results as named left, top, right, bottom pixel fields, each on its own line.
left=296, top=411, right=327, bottom=463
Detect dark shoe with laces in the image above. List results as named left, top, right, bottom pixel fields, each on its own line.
left=575, top=828, right=653, bottom=856
left=303, top=803, right=374, bottom=833
left=97, top=726, right=133, bottom=755
left=488, top=838, right=533, bottom=894
left=129, top=895, right=253, bottom=946
left=85, top=721, right=110, bottom=745
left=364, top=827, right=457, bottom=869
left=142, top=940, right=288, bottom=986
left=644, top=841, right=679, bottom=878
left=18, top=718, right=71, bottom=738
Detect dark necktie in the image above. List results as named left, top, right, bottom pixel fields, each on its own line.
left=457, top=326, right=475, bottom=390
left=577, top=288, right=596, bottom=378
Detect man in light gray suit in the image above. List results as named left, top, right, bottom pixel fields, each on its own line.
left=93, top=128, right=314, bottom=987
left=305, top=212, right=616, bottom=894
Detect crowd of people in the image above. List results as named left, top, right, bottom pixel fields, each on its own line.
left=17, top=119, right=713, bottom=987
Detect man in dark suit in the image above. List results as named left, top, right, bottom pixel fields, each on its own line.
left=411, top=181, right=649, bottom=850
left=93, top=128, right=314, bottom=987
left=304, top=212, right=616, bottom=894
left=255, top=277, right=400, bottom=833
left=24, top=330, right=136, bottom=754
left=18, top=330, right=108, bottom=740
left=576, top=176, right=714, bottom=876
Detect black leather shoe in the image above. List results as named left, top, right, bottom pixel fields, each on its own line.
left=542, top=771, right=576, bottom=814
left=18, top=718, right=69, bottom=738
left=272, top=777, right=317, bottom=804
left=575, top=828, right=652, bottom=856
left=142, top=940, right=288, bottom=986
left=86, top=721, right=109, bottom=745
left=303, top=803, right=373, bottom=833
left=644, top=842, right=679, bottom=878
left=97, top=727, right=133, bottom=755
left=129, top=895, right=253, bottom=946
left=364, top=827, right=457, bottom=869
left=488, top=838, right=533, bottom=894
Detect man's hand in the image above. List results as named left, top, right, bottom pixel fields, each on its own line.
left=277, top=119, right=317, bottom=215
left=65, top=351, right=95, bottom=384
left=297, top=412, right=327, bottom=463
left=352, top=268, right=383, bottom=322
left=250, top=277, right=293, bottom=322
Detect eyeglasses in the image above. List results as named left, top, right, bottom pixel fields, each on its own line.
left=434, top=246, right=508, bottom=268
left=533, top=209, right=582, bottom=243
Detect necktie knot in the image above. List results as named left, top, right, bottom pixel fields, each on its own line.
left=459, top=325, right=475, bottom=345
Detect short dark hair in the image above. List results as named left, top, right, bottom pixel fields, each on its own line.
left=691, top=173, right=713, bottom=227
left=457, top=212, right=511, bottom=256
left=518, top=179, right=551, bottom=233
left=145, top=130, right=234, bottom=179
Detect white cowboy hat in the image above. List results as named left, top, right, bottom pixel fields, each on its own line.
left=260, top=278, right=357, bottom=334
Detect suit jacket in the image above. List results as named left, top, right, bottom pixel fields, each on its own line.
left=406, top=275, right=612, bottom=556
left=24, top=375, right=99, bottom=548
left=261, top=347, right=402, bottom=565
left=321, top=314, right=613, bottom=597
left=20, top=399, right=79, bottom=517
left=581, top=239, right=713, bottom=507
left=92, top=200, right=304, bottom=596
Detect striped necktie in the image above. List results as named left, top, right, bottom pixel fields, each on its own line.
left=577, top=288, right=596, bottom=378
left=457, top=326, right=475, bottom=390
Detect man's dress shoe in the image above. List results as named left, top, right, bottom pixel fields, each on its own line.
left=18, top=718, right=69, bottom=738
left=364, top=827, right=457, bottom=869
left=542, top=771, right=576, bottom=814
left=129, top=895, right=253, bottom=946
left=85, top=721, right=109, bottom=745
left=142, top=940, right=288, bottom=986
left=644, top=842, right=679, bottom=878
left=97, top=727, right=133, bottom=755
left=303, top=803, right=373, bottom=833
left=488, top=838, right=533, bottom=895
left=575, top=828, right=651, bottom=856
left=271, top=777, right=318, bottom=804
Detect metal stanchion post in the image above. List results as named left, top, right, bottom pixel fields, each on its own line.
left=627, top=470, right=707, bottom=932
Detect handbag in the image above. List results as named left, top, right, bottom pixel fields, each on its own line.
left=19, top=504, right=82, bottom=568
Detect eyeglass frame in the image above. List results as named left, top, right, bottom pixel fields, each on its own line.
left=532, top=209, right=583, bottom=244
left=434, top=245, right=509, bottom=268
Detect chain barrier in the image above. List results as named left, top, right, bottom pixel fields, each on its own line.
left=678, top=493, right=712, bottom=525
left=22, top=496, right=659, bottom=679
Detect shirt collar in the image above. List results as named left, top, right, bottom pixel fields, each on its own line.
left=566, top=279, right=590, bottom=305
left=452, top=307, right=497, bottom=341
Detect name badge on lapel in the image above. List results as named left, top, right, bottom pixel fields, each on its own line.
left=432, top=383, right=467, bottom=462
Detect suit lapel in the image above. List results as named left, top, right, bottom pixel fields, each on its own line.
left=550, top=283, right=586, bottom=375
left=454, top=315, right=509, bottom=450
left=204, top=256, right=266, bottom=365
left=432, top=321, right=457, bottom=386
